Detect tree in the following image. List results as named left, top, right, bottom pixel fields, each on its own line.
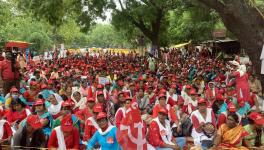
left=193, top=0, right=264, bottom=88
left=0, top=0, right=14, bottom=47
left=169, top=5, right=220, bottom=44
left=0, top=13, right=53, bottom=52
left=111, top=0, right=179, bottom=54
left=28, top=32, right=52, bottom=53
left=86, top=24, right=132, bottom=48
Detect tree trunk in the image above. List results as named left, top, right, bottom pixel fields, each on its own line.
left=150, top=35, right=161, bottom=57
left=197, top=0, right=264, bottom=91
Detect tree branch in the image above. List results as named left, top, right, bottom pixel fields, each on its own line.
left=197, top=0, right=225, bottom=13
left=118, top=0, right=125, bottom=10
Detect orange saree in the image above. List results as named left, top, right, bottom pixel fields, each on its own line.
left=217, top=124, right=249, bottom=150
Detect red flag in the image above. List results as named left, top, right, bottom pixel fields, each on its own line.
left=87, top=86, right=93, bottom=98
left=117, top=102, right=148, bottom=150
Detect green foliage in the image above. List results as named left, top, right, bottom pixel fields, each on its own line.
left=169, top=5, right=220, bottom=44
left=86, top=24, right=132, bottom=48
left=0, top=13, right=53, bottom=50
left=255, top=0, right=264, bottom=12
left=111, top=0, right=181, bottom=48
left=6, top=0, right=263, bottom=52
left=28, top=32, right=52, bottom=53
left=16, top=0, right=112, bottom=32
left=57, top=19, right=87, bottom=47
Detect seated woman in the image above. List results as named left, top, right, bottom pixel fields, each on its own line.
left=19, top=99, right=54, bottom=137
left=243, top=112, right=264, bottom=148
left=48, top=114, right=80, bottom=149
left=212, top=113, right=249, bottom=150
left=13, top=115, right=47, bottom=149
left=52, top=101, right=80, bottom=131
left=47, top=93, right=63, bottom=119
left=87, top=112, right=121, bottom=150
left=0, top=107, right=12, bottom=145
left=5, top=98, right=31, bottom=130
left=149, top=107, right=186, bottom=150
left=33, top=99, right=53, bottom=136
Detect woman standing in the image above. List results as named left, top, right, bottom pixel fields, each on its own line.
left=229, top=61, right=250, bottom=102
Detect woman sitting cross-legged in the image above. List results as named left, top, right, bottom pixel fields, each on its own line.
left=212, top=113, right=249, bottom=150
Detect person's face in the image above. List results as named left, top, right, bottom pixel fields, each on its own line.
left=105, top=85, right=111, bottom=90
left=158, top=112, right=167, bottom=122
left=198, top=103, right=207, bottom=113
left=66, top=87, right=72, bottom=94
left=159, top=98, right=166, bottom=106
left=97, top=88, right=103, bottom=91
left=61, top=106, right=71, bottom=115
left=81, top=82, right=87, bottom=88
left=118, top=94, right=124, bottom=101
left=73, top=93, right=81, bottom=102
left=35, top=104, right=44, bottom=112
left=125, top=100, right=131, bottom=108
left=49, top=95, right=57, bottom=105
left=87, top=101, right=95, bottom=108
left=93, top=112, right=99, bottom=118
left=190, top=94, right=196, bottom=100
left=138, top=90, right=144, bottom=97
left=97, top=118, right=108, bottom=129
left=186, top=88, right=191, bottom=94
left=226, top=116, right=237, bottom=128
left=129, top=86, right=135, bottom=91
left=35, top=73, right=40, bottom=79
left=209, top=84, right=214, bottom=88
left=97, top=95, right=104, bottom=103
left=169, top=88, right=175, bottom=94
left=13, top=103, right=22, bottom=111
left=147, top=87, right=153, bottom=93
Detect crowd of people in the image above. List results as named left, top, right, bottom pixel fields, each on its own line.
left=0, top=47, right=263, bottom=150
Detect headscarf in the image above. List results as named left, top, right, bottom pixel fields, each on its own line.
left=229, top=60, right=246, bottom=77
left=71, top=89, right=87, bottom=110
left=47, top=93, right=63, bottom=115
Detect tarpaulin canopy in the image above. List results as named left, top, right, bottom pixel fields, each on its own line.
left=170, top=40, right=191, bottom=48
left=5, top=40, right=31, bottom=49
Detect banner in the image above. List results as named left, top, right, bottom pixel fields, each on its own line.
left=98, top=77, right=110, bottom=85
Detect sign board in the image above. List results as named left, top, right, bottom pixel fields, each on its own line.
left=33, top=56, right=40, bottom=61
left=98, top=77, right=110, bottom=85
left=213, top=29, right=226, bottom=38
left=240, top=56, right=250, bottom=65
left=33, top=55, right=41, bottom=64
